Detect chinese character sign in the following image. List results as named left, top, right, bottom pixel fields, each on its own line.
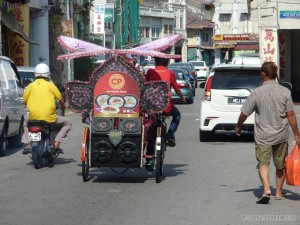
left=94, top=4, right=105, bottom=34
left=278, top=31, right=291, bottom=81
left=9, top=4, right=30, bottom=66
left=261, top=29, right=278, bottom=64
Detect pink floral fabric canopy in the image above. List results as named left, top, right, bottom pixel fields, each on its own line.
left=57, top=34, right=183, bottom=60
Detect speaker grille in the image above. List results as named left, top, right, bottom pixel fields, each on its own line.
left=120, top=118, right=141, bottom=133
left=118, top=141, right=138, bottom=163
left=92, top=118, right=113, bottom=132
left=93, top=140, right=114, bottom=163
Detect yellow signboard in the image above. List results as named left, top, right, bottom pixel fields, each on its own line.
left=213, top=34, right=223, bottom=41
left=9, top=4, right=30, bottom=66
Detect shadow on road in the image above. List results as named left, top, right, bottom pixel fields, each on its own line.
left=76, top=163, right=187, bottom=183
left=236, top=186, right=300, bottom=201
left=1, top=145, right=25, bottom=157
left=25, top=157, right=76, bottom=168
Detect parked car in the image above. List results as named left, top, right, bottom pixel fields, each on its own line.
left=0, top=56, right=26, bottom=156
left=168, top=67, right=194, bottom=104
left=142, top=60, right=156, bottom=73
left=17, top=66, right=62, bottom=114
left=168, top=66, right=195, bottom=96
left=188, top=60, right=209, bottom=81
left=199, top=64, right=263, bottom=142
left=169, top=62, right=198, bottom=87
left=17, top=66, right=35, bottom=87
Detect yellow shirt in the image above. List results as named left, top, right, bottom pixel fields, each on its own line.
left=23, top=79, right=62, bottom=123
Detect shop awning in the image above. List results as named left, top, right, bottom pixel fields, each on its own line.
left=219, top=3, right=232, bottom=14
left=214, top=42, right=235, bottom=49
left=234, top=42, right=259, bottom=50
left=200, top=45, right=214, bottom=50
left=1, top=10, right=39, bottom=45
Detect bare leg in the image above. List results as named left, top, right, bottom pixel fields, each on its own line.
left=258, top=165, right=271, bottom=196
left=275, top=168, right=285, bottom=197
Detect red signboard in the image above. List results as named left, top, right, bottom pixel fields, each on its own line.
left=94, top=71, right=140, bottom=118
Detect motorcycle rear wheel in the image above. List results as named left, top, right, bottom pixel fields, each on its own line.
left=31, top=140, right=46, bottom=169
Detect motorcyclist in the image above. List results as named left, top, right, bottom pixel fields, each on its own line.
left=22, top=63, right=72, bottom=153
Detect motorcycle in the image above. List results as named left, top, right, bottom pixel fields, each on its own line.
left=27, top=108, right=65, bottom=169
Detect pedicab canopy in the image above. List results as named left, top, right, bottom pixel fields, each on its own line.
left=57, top=34, right=183, bottom=118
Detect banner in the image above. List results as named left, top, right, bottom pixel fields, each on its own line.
left=105, top=3, right=114, bottom=22
left=94, top=4, right=105, bottom=34
left=9, top=4, right=30, bottom=66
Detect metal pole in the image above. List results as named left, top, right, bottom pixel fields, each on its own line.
left=67, top=0, right=72, bottom=81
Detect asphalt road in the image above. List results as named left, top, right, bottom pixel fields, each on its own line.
left=1, top=87, right=300, bottom=225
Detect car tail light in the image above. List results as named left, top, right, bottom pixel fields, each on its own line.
left=191, top=71, right=196, bottom=75
left=178, top=83, right=190, bottom=88
left=204, top=76, right=213, bottom=101
left=28, top=126, right=42, bottom=132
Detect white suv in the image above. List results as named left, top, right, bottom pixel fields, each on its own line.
left=199, top=64, right=262, bottom=142
left=188, top=60, right=209, bottom=80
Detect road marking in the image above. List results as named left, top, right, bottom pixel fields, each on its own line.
left=107, top=189, right=121, bottom=193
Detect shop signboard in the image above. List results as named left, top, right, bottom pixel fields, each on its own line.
left=105, top=3, right=114, bottom=22
left=94, top=4, right=105, bottom=34
left=214, top=33, right=259, bottom=49
left=280, top=11, right=300, bottom=19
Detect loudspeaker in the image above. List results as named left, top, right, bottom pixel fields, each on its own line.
left=91, top=135, right=142, bottom=167
left=119, top=118, right=142, bottom=136
left=91, top=117, right=114, bottom=134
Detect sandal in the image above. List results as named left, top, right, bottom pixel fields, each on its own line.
left=256, top=194, right=270, bottom=204
left=54, top=148, right=64, bottom=154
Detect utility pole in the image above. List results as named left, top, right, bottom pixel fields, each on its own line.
left=67, top=0, right=72, bottom=81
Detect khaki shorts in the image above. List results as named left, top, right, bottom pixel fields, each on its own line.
left=255, top=142, right=288, bottom=169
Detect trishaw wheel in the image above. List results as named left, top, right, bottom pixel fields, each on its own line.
left=81, top=127, right=90, bottom=182
left=155, top=150, right=162, bottom=183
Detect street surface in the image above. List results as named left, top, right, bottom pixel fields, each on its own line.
left=0, top=87, right=300, bottom=225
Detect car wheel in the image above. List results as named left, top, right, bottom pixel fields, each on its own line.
left=188, top=94, right=194, bottom=104
left=199, top=130, right=214, bottom=142
left=8, top=122, right=24, bottom=148
left=0, top=132, right=8, bottom=157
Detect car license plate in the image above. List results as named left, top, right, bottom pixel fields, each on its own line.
left=28, top=132, right=41, bottom=141
left=228, top=97, right=247, bottom=105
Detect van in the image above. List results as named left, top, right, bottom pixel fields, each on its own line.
left=0, top=56, right=26, bottom=156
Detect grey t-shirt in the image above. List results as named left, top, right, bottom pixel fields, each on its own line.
left=241, top=80, right=294, bottom=145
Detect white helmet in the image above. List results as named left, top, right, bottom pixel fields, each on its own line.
left=34, top=63, right=50, bottom=78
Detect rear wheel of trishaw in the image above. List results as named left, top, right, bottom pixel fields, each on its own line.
left=155, top=125, right=166, bottom=183
left=81, top=127, right=90, bottom=182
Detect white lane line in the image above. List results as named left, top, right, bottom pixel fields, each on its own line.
left=181, top=113, right=199, bottom=116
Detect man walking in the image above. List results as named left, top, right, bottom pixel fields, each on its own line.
left=235, top=62, right=300, bottom=204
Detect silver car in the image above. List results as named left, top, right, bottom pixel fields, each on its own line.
left=0, top=57, right=26, bottom=156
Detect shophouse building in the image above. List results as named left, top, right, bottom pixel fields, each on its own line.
left=251, top=0, right=300, bottom=101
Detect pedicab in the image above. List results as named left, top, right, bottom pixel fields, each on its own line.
left=57, top=34, right=183, bottom=183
